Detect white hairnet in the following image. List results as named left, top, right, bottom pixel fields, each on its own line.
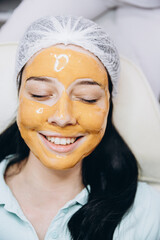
left=16, top=15, right=120, bottom=97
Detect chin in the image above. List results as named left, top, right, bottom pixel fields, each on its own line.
left=38, top=156, right=81, bottom=171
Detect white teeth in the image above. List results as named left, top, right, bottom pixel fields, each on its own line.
left=55, top=137, right=60, bottom=144
left=47, top=137, right=55, bottom=143
left=46, top=136, right=77, bottom=145
left=60, top=138, right=66, bottom=145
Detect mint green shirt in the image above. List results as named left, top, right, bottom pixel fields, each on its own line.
left=0, top=158, right=160, bottom=240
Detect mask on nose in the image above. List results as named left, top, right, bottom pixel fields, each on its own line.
left=17, top=46, right=110, bottom=170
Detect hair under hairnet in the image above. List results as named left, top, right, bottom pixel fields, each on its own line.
left=16, top=15, right=120, bottom=97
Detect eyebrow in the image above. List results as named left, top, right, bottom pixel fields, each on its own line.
left=76, top=80, right=102, bottom=87
left=26, top=77, right=103, bottom=88
left=26, top=77, right=54, bottom=83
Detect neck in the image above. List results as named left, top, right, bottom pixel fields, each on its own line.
left=23, top=151, right=84, bottom=193
left=6, top=151, right=84, bottom=208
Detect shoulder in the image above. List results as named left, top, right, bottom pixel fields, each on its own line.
left=135, top=182, right=160, bottom=225
left=135, top=181, right=160, bottom=206
left=114, top=182, right=160, bottom=240
left=134, top=182, right=160, bottom=218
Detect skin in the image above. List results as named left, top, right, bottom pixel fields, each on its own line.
left=17, top=45, right=110, bottom=170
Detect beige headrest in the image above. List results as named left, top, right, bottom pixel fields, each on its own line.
left=0, top=43, right=160, bottom=189
left=0, top=43, right=18, bottom=131
left=113, top=57, right=160, bottom=190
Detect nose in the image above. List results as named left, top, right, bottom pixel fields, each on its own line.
left=48, top=92, right=76, bottom=127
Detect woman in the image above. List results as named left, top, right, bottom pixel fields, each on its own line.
left=0, top=16, right=160, bottom=240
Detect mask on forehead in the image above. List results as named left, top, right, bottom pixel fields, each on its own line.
left=17, top=46, right=110, bottom=170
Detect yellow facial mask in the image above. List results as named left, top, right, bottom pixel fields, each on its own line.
left=17, top=45, right=110, bottom=170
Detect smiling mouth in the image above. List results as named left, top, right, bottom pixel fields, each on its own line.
left=39, top=133, right=84, bottom=153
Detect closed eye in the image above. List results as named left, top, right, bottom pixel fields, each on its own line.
left=31, top=94, right=49, bottom=98
left=30, top=94, right=53, bottom=100
left=80, top=98, right=98, bottom=103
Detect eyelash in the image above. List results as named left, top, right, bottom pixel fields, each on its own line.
left=80, top=98, right=98, bottom=103
left=31, top=94, right=49, bottom=98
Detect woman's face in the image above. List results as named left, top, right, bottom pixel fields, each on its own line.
left=17, top=45, right=110, bottom=170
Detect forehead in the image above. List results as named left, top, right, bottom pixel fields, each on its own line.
left=23, top=45, right=108, bottom=88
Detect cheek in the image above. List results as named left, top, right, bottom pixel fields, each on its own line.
left=17, top=97, right=49, bottom=129
left=72, top=101, right=109, bottom=133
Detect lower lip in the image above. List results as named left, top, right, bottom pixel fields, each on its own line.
left=39, top=134, right=84, bottom=153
